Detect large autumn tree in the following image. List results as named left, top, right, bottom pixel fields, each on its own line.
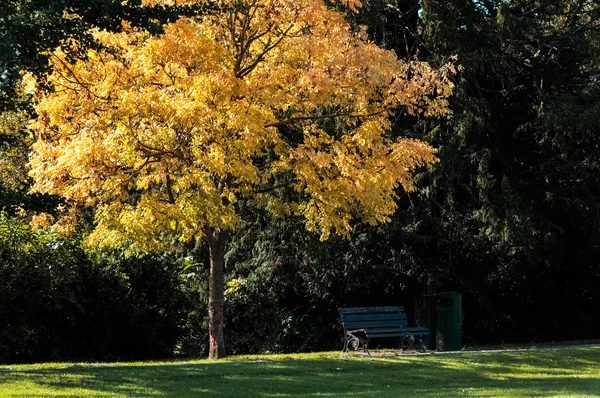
left=27, top=0, right=453, bottom=358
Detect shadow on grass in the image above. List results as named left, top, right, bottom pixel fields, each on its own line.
left=2, top=348, right=600, bottom=397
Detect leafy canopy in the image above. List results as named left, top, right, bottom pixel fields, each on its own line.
left=28, top=0, right=453, bottom=254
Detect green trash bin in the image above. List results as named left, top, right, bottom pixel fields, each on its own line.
left=417, top=295, right=436, bottom=350
left=436, top=292, right=462, bottom=351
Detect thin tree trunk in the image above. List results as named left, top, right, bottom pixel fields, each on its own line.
left=207, top=230, right=228, bottom=359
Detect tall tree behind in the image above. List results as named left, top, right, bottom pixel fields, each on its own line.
left=406, top=0, right=600, bottom=341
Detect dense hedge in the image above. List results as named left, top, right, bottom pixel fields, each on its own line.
left=0, top=214, right=191, bottom=364
left=2, top=210, right=600, bottom=363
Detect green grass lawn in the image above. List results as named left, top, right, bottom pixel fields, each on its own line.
left=1, top=346, right=599, bottom=397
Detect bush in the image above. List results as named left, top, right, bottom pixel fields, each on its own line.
left=0, top=213, right=192, bottom=363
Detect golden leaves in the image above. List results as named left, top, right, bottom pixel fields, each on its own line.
left=140, top=0, right=199, bottom=6
left=141, top=0, right=362, bottom=10
left=20, top=72, right=38, bottom=96
left=29, top=0, right=453, bottom=252
left=1, top=110, right=32, bottom=192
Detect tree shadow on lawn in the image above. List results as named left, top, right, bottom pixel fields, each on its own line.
left=3, top=350, right=600, bottom=397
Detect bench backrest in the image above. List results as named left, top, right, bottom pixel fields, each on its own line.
left=340, top=306, right=408, bottom=330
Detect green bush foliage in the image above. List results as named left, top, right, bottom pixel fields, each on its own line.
left=0, top=213, right=191, bottom=363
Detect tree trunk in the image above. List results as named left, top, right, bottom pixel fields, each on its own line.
left=207, top=230, right=228, bottom=359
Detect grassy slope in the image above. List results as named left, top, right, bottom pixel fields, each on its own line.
left=0, top=347, right=599, bottom=397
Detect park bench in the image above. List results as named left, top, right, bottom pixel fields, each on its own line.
left=340, top=306, right=430, bottom=355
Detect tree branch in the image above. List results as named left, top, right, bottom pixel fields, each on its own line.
left=253, top=181, right=293, bottom=193
left=265, top=110, right=385, bottom=127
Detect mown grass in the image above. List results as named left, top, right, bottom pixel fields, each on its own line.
left=1, top=346, right=599, bottom=397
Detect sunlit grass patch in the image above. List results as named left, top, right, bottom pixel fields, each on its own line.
left=0, top=346, right=599, bottom=397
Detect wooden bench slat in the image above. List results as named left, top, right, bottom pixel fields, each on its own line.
left=344, top=320, right=409, bottom=329
left=340, top=306, right=405, bottom=315
left=368, top=331, right=430, bottom=338
left=342, top=313, right=407, bottom=322
left=365, top=326, right=429, bottom=334
left=340, top=306, right=429, bottom=354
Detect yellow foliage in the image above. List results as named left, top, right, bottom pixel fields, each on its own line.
left=20, top=72, right=38, bottom=96
left=28, top=0, right=453, bottom=253
left=0, top=110, right=31, bottom=192
left=224, top=278, right=245, bottom=296
left=141, top=0, right=362, bottom=12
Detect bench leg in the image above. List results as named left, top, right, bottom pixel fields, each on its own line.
left=396, top=338, right=404, bottom=354
left=400, top=335, right=415, bottom=351
left=345, top=332, right=369, bottom=355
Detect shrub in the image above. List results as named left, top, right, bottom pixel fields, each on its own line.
left=0, top=213, right=191, bottom=363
